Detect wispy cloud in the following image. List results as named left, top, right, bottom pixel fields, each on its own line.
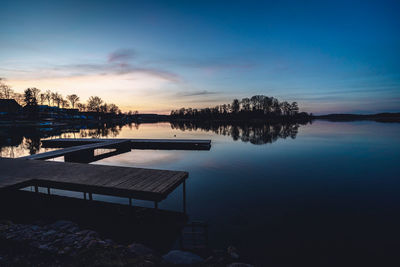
left=5, top=49, right=181, bottom=83
left=108, top=49, right=135, bottom=63
left=146, top=54, right=258, bottom=72
left=176, top=90, right=218, bottom=97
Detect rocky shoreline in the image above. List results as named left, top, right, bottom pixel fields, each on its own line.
left=0, top=220, right=254, bottom=267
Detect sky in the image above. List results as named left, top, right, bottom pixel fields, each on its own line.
left=1, top=0, right=399, bottom=114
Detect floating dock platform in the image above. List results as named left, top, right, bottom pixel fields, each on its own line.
left=41, top=138, right=211, bottom=150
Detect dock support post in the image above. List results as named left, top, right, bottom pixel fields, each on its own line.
left=83, top=192, right=87, bottom=200
left=47, top=188, right=51, bottom=195
left=183, top=180, right=186, bottom=214
left=129, top=198, right=132, bottom=206
left=34, top=185, right=38, bottom=193
left=154, top=201, right=158, bottom=210
left=89, top=192, right=93, bottom=201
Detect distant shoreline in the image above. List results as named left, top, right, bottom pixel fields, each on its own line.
left=1, top=112, right=399, bottom=127
left=313, top=112, right=400, bottom=123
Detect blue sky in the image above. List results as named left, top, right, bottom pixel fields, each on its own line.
left=1, top=0, right=399, bottom=114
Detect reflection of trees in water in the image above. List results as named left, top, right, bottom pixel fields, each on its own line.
left=0, top=122, right=126, bottom=157
left=24, top=137, right=41, bottom=155
left=170, top=121, right=309, bottom=145
left=79, top=126, right=121, bottom=138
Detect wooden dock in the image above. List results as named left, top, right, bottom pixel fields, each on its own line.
left=1, top=137, right=211, bottom=211
left=20, top=139, right=131, bottom=162
left=41, top=138, right=211, bottom=150
left=0, top=158, right=188, bottom=209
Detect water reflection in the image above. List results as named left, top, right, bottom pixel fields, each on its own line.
left=0, top=121, right=310, bottom=158
left=170, top=121, right=310, bottom=145
left=0, top=122, right=130, bottom=158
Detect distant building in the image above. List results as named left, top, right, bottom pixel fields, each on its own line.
left=36, top=105, right=80, bottom=119
left=0, top=99, right=22, bottom=114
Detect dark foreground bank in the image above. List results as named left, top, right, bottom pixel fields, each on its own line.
left=0, top=220, right=252, bottom=267
left=0, top=191, right=254, bottom=267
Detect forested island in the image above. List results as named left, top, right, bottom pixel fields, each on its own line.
left=170, top=95, right=400, bottom=123
left=170, top=95, right=312, bottom=122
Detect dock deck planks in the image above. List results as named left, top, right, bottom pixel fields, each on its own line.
left=41, top=138, right=211, bottom=150
left=0, top=158, right=188, bottom=202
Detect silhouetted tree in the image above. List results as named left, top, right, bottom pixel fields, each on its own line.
left=232, top=99, right=240, bottom=113
left=100, top=103, right=108, bottom=113
left=290, top=102, right=299, bottom=115
left=0, top=78, right=14, bottom=99
left=8, top=92, right=24, bottom=106
left=241, top=98, right=251, bottom=112
left=51, top=92, right=62, bottom=107
left=45, top=90, right=52, bottom=105
left=24, top=88, right=38, bottom=106
left=87, top=96, right=103, bottom=112
left=108, top=103, right=120, bottom=114
left=30, top=87, right=41, bottom=100
left=39, top=93, right=46, bottom=105
left=61, top=99, right=69, bottom=108
left=77, top=103, right=86, bottom=112
left=67, top=94, right=80, bottom=108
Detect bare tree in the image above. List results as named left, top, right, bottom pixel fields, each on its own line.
left=13, top=92, right=25, bottom=106
left=51, top=92, right=62, bottom=107
left=61, top=99, right=69, bottom=108
left=77, top=103, right=86, bottom=112
left=30, top=88, right=41, bottom=100
left=39, top=93, right=46, bottom=105
left=66, top=94, right=80, bottom=108
left=0, top=78, right=14, bottom=99
left=108, top=103, right=120, bottom=114
left=45, top=90, right=52, bottom=105
left=100, top=103, right=109, bottom=113
left=87, top=96, right=103, bottom=112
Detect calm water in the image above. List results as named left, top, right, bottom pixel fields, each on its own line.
left=1, top=121, right=400, bottom=266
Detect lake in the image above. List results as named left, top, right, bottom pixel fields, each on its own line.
left=1, top=120, right=400, bottom=266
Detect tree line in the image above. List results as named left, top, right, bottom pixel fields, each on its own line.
left=170, top=95, right=311, bottom=120
left=0, top=78, right=138, bottom=115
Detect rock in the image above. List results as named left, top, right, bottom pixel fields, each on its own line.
left=0, top=220, right=13, bottom=226
left=84, top=230, right=99, bottom=238
left=227, top=263, right=254, bottom=267
left=86, top=239, right=98, bottom=249
left=75, top=230, right=90, bottom=236
left=66, top=226, right=80, bottom=233
left=43, top=229, right=57, bottom=237
left=127, top=243, right=154, bottom=256
left=50, top=220, right=77, bottom=231
left=30, top=225, right=40, bottom=231
left=227, top=246, right=239, bottom=259
left=162, top=250, right=204, bottom=265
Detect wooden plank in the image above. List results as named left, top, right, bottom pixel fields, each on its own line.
left=109, top=169, right=157, bottom=188
left=152, top=173, right=187, bottom=193
left=138, top=171, right=180, bottom=191
left=124, top=171, right=175, bottom=192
